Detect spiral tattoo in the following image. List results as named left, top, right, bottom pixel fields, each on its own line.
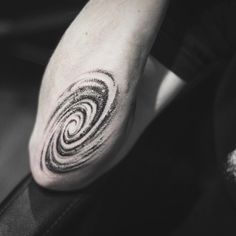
left=40, top=70, right=119, bottom=173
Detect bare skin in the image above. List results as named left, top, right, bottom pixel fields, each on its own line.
left=29, top=0, right=184, bottom=191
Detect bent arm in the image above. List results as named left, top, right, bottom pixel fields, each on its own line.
left=29, top=0, right=170, bottom=190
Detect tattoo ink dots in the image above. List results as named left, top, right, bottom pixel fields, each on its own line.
left=40, top=70, right=119, bottom=173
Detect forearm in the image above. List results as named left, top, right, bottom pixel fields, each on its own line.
left=30, top=0, right=169, bottom=190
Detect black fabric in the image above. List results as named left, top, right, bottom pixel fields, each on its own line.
left=151, top=0, right=235, bottom=82
left=0, top=175, right=97, bottom=236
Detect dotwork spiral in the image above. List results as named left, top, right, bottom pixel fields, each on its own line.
left=40, top=70, right=119, bottom=173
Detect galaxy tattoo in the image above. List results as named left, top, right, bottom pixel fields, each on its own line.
left=40, top=70, right=119, bottom=173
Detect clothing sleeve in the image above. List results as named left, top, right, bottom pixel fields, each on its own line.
left=151, top=0, right=234, bottom=82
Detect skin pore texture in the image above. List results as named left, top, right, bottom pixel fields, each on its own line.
left=29, top=0, right=185, bottom=191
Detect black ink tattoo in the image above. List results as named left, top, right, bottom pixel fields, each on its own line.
left=40, top=70, right=119, bottom=173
